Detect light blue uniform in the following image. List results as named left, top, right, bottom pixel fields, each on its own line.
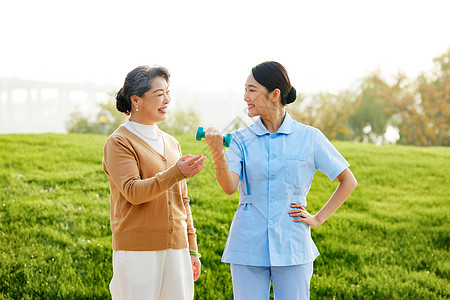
left=222, top=113, right=350, bottom=299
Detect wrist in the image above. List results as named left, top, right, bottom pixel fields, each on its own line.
left=313, top=214, right=324, bottom=226
left=211, top=148, right=225, bottom=160
left=175, top=161, right=188, bottom=179
left=190, top=251, right=201, bottom=258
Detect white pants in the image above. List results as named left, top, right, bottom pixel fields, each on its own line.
left=110, top=248, right=194, bottom=300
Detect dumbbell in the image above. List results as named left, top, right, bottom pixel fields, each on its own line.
left=196, top=127, right=232, bottom=148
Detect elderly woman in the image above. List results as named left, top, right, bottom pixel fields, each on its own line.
left=103, top=65, right=205, bottom=300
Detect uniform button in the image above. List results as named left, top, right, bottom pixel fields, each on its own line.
left=270, top=175, right=276, bottom=181
left=269, top=198, right=274, bottom=203
left=169, top=216, right=173, bottom=220
left=169, top=230, right=173, bottom=234
left=270, top=134, right=277, bottom=139
left=269, top=220, right=274, bottom=225
left=270, top=154, right=276, bottom=160
left=162, top=157, right=166, bottom=161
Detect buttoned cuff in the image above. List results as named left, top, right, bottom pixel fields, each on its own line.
left=163, top=162, right=187, bottom=183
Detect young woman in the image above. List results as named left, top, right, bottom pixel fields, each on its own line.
left=205, top=61, right=357, bottom=300
left=103, top=65, right=205, bottom=300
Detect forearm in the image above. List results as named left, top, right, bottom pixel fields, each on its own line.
left=116, top=163, right=186, bottom=205
left=315, top=170, right=357, bottom=225
left=186, top=213, right=198, bottom=253
left=104, top=138, right=187, bottom=205
left=212, top=151, right=238, bottom=195
left=181, top=180, right=198, bottom=252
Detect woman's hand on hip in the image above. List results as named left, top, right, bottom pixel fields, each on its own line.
left=289, top=204, right=322, bottom=228
left=190, top=255, right=201, bottom=281
left=204, top=127, right=225, bottom=157
left=176, top=154, right=207, bottom=178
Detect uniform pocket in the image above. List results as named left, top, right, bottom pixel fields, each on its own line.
left=290, top=216, right=312, bottom=252
left=285, top=155, right=307, bottom=188
left=227, top=196, right=252, bottom=252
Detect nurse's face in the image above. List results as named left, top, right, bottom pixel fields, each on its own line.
left=244, top=74, right=272, bottom=118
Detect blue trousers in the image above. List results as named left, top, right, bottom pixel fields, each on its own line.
left=230, top=263, right=313, bottom=300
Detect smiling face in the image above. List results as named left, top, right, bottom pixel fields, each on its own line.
left=130, top=76, right=170, bottom=124
left=244, top=73, right=274, bottom=118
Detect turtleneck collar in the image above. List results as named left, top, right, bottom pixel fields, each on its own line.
left=127, top=120, right=159, bottom=139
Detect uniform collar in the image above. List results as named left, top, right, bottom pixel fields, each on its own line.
left=250, top=112, right=295, bottom=136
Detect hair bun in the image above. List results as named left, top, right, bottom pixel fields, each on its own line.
left=285, top=87, right=297, bottom=104
left=116, top=87, right=131, bottom=114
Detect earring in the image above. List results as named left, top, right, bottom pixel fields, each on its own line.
left=135, top=106, right=138, bottom=112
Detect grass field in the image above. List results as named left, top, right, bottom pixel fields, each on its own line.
left=0, top=133, right=449, bottom=299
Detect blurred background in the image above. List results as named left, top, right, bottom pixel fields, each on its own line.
left=0, top=0, right=449, bottom=146
left=1, top=2, right=449, bottom=299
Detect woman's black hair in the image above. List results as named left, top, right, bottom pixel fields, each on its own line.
left=116, top=65, right=170, bottom=115
left=251, top=61, right=296, bottom=105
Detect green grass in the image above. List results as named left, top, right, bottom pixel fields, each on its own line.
left=0, top=133, right=449, bottom=299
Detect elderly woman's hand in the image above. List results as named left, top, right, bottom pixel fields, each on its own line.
left=176, top=154, right=207, bottom=178
left=190, top=255, right=201, bottom=281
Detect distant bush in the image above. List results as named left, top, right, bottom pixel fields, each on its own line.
left=66, top=98, right=126, bottom=135
left=158, top=107, right=200, bottom=135
left=66, top=97, right=200, bottom=137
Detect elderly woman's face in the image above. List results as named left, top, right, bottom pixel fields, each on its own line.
left=134, top=76, right=171, bottom=124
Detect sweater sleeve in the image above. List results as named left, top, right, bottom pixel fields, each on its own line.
left=103, top=136, right=186, bottom=205
left=181, top=179, right=198, bottom=253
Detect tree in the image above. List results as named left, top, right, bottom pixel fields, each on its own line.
left=98, top=97, right=128, bottom=135
left=66, top=110, right=102, bottom=134
left=158, top=107, right=200, bottom=135
left=66, top=93, right=127, bottom=135
left=288, top=91, right=355, bottom=141
left=417, top=49, right=450, bottom=146
left=387, top=48, right=450, bottom=146
left=347, top=72, right=394, bottom=143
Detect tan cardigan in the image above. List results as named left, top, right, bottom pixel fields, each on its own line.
left=103, top=126, right=198, bottom=252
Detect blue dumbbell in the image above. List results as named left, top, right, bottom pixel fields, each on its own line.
left=196, top=127, right=232, bottom=148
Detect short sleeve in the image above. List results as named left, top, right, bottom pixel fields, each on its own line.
left=314, top=129, right=350, bottom=181
left=225, top=137, right=242, bottom=176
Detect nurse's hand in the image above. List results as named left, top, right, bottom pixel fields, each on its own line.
left=190, top=255, right=201, bottom=281
left=289, top=204, right=322, bottom=228
left=204, top=127, right=225, bottom=157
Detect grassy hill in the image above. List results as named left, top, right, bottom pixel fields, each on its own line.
left=0, top=133, right=448, bottom=299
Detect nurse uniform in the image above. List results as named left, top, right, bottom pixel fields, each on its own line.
left=223, top=113, right=349, bottom=300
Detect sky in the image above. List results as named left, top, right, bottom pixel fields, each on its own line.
left=1, top=0, right=449, bottom=97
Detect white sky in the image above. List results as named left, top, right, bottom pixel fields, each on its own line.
left=1, top=0, right=449, bottom=95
